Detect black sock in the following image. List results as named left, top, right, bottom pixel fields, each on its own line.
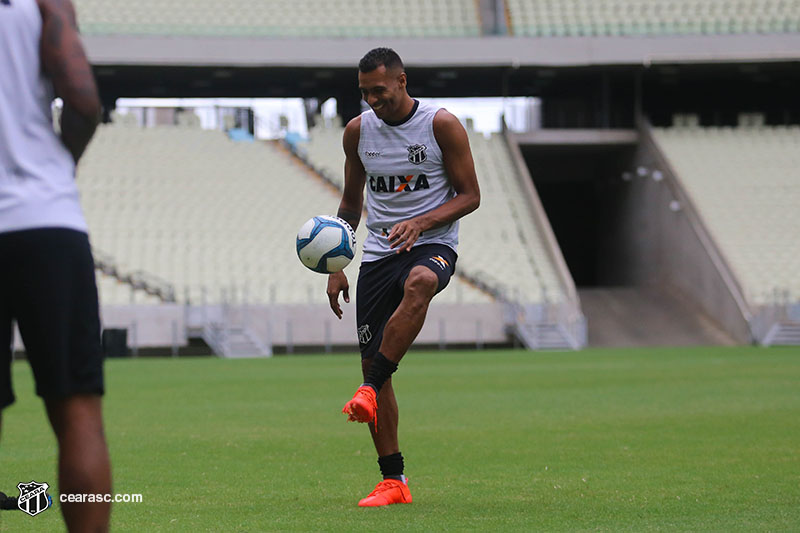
left=378, top=452, right=404, bottom=480
left=363, top=352, right=398, bottom=395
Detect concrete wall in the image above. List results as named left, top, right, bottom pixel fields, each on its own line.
left=102, top=304, right=188, bottom=348
left=514, top=129, right=639, bottom=146
left=604, top=126, right=753, bottom=343
left=3, top=300, right=505, bottom=353
left=505, top=130, right=582, bottom=304
left=84, top=34, right=800, bottom=68
left=12, top=300, right=508, bottom=353
left=12, top=304, right=187, bottom=351
left=218, top=302, right=509, bottom=349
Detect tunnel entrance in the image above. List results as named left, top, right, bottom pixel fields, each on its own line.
left=517, top=136, right=732, bottom=346
left=520, top=143, right=635, bottom=287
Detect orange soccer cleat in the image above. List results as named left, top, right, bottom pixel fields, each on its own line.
left=358, top=479, right=412, bottom=507
left=342, top=385, right=378, bottom=424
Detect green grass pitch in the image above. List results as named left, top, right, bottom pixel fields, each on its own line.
left=1, top=347, right=799, bottom=532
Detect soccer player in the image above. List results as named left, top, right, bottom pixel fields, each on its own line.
left=0, top=0, right=111, bottom=530
left=327, top=47, right=480, bottom=507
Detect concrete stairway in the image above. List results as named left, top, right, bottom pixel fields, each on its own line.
left=762, top=322, right=800, bottom=346
left=201, top=323, right=272, bottom=358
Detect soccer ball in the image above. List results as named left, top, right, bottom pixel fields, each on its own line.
left=296, top=215, right=357, bottom=274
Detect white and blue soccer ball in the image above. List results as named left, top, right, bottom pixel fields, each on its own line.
left=296, top=215, right=357, bottom=274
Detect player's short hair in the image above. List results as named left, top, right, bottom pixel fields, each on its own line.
left=358, top=48, right=404, bottom=73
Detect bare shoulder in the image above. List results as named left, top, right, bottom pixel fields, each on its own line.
left=433, top=108, right=468, bottom=147
left=433, top=108, right=461, bottom=128
left=343, top=115, right=362, bottom=137
left=342, top=115, right=362, bottom=151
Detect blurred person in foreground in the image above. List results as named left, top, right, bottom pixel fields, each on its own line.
left=0, top=0, right=110, bottom=530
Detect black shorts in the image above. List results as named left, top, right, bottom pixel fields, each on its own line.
left=0, top=228, right=104, bottom=409
left=356, top=243, right=457, bottom=360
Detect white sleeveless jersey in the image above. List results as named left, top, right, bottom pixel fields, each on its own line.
left=0, top=0, right=87, bottom=234
left=358, top=100, right=458, bottom=262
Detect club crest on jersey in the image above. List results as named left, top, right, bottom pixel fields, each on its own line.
left=407, top=144, right=427, bottom=165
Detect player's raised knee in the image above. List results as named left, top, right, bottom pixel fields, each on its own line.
left=404, top=267, right=439, bottom=299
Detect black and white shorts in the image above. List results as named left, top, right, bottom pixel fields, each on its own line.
left=356, top=243, right=457, bottom=360
left=0, top=228, right=104, bottom=409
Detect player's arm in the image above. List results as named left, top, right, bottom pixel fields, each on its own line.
left=388, top=109, right=480, bottom=252
left=336, top=116, right=366, bottom=230
left=327, top=116, right=366, bottom=319
left=37, top=0, right=101, bottom=164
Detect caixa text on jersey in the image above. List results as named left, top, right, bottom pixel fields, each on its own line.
left=368, top=174, right=430, bottom=193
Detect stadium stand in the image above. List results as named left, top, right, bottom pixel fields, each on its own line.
left=300, top=117, right=567, bottom=304
left=78, top=116, right=491, bottom=308
left=73, top=0, right=482, bottom=37
left=506, top=0, right=800, bottom=37
left=298, top=117, right=347, bottom=190
left=460, top=130, right=566, bottom=304
left=64, top=0, right=797, bottom=349
left=651, top=120, right=800, bottom=307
